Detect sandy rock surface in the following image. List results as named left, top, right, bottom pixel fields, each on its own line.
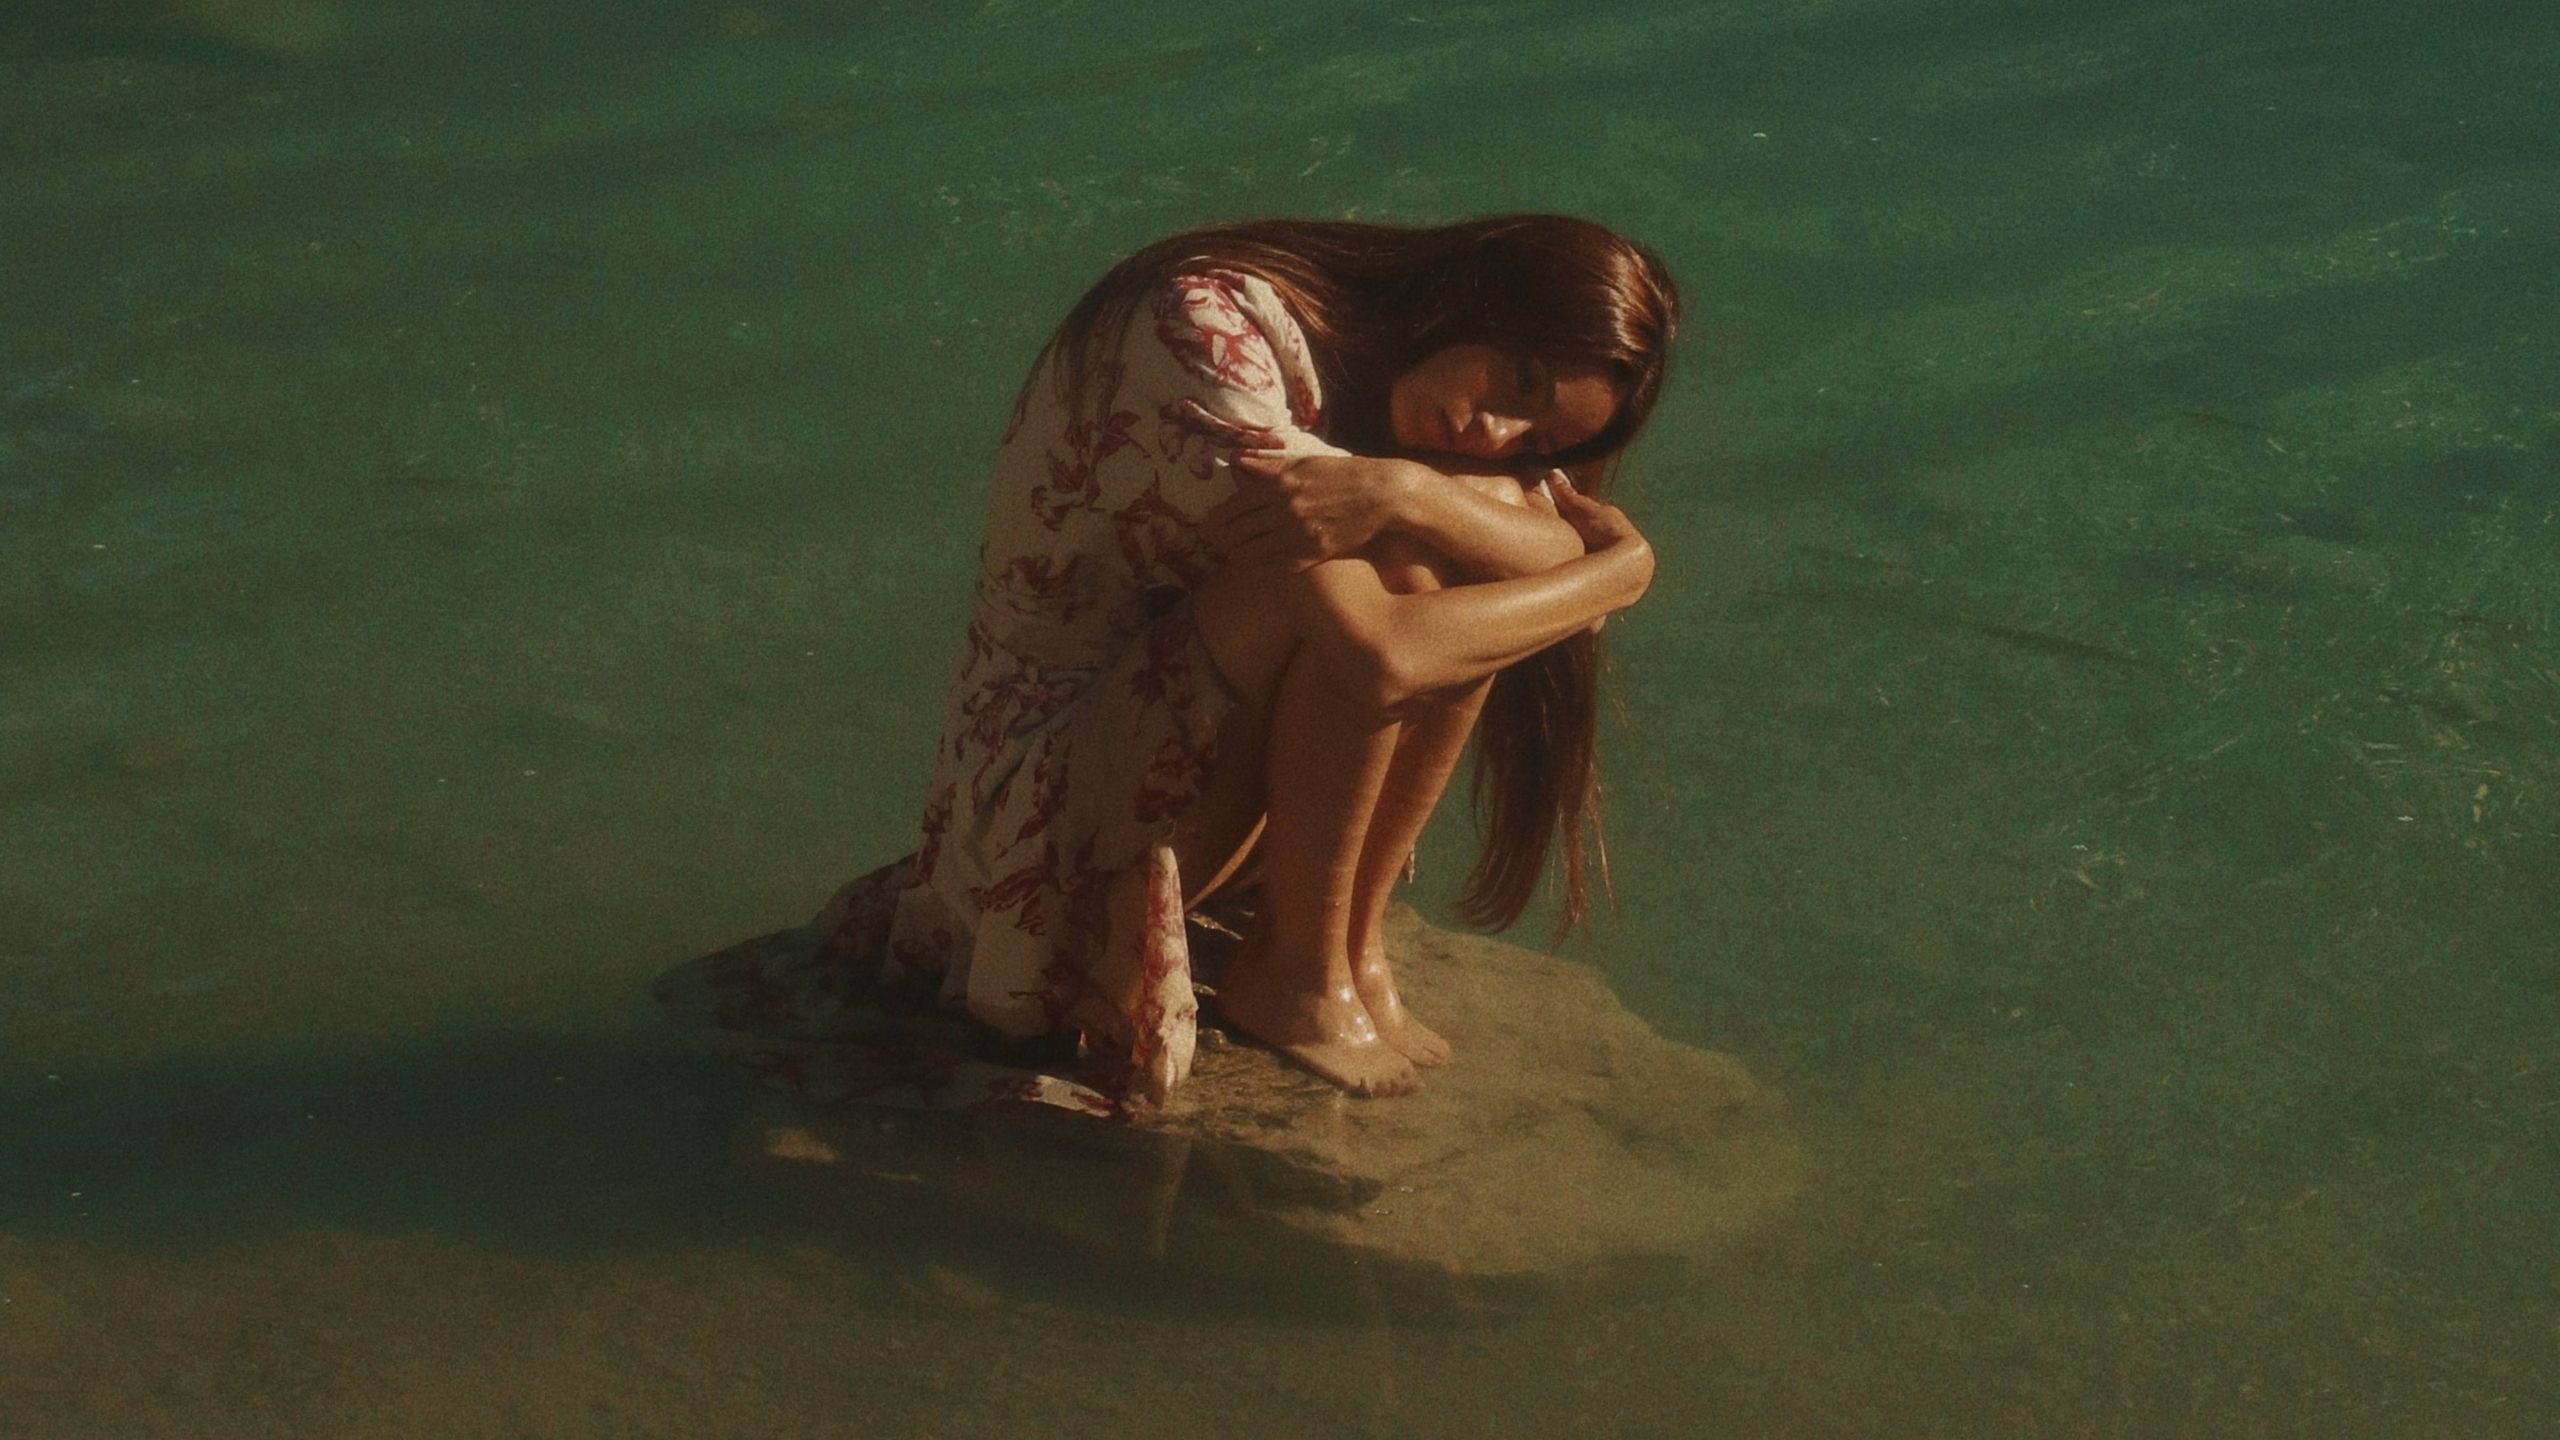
left=661, top=906, right=1800, bottom=1296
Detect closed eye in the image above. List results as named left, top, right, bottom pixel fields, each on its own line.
left=1511, top=354, right=1560, bottom=456
left=1513, top=352, right=1554, bottom=411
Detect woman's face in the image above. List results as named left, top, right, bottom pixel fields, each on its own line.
left=1387, top=343, right=1624, bottom=462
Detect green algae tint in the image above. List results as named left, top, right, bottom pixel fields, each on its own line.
left=4, top=1, right=2557, bottom=1434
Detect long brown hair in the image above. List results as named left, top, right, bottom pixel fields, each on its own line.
left=1039, top=215, right=1680, bottom=935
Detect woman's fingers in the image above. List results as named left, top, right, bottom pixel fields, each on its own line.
left=1548, top=472, right=1601, bottom=521
left=1215, top=451, right=1402, bottom=568
left=1202, top=492, right=1306, bottom=566
left=1547, top=473, right=1642, bottom=550
left=1212, top=457, right=1330, bottom=562
left=1215, top=509, right=1326, bottom=570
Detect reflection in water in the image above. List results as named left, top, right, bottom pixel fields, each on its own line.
left=2, top=0, right=2556, bottom=1434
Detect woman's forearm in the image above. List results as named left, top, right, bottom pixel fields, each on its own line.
left=1319, top=537, right=1652, bottom=695
left=1386, top=462, right=1588, bottom=581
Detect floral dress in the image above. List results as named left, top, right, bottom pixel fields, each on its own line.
left=807, top=270, right=1345, bottom=1109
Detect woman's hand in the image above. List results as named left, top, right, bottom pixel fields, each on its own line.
left=1549, top=472, right=1653, bottom=629
left=1200, top=451, right=1417, bottom=570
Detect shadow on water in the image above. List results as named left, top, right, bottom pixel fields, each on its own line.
left=0, top=1033, right=760, bottom=1255
left=0, top=1027, right=1482, bottom=1324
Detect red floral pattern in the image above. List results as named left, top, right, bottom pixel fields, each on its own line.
left=787, top=272, right=1349, bottom=1111
left=1154, top=277, right=1281, bottom=397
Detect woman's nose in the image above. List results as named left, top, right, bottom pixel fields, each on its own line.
left=1470, top=412, right=1530, bottom=456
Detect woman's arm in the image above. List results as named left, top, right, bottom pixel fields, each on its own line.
left=1318, top=474, right=1651, bottom=693
left=1394, top=462, right=1586, bottom=581
left=1209, top=451, right=1585, bottom=580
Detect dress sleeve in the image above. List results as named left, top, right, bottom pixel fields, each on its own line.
left=1139, top=271, right=1347, bottom=473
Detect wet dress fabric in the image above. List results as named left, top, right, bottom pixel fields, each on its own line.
left=806, top=271, right=1344, bottom=1108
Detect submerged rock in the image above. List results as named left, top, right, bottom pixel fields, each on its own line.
left=656, top=906, right=1799, bottom=1298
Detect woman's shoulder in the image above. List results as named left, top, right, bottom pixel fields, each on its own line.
left=1144, top=270, right=1324, bottom=432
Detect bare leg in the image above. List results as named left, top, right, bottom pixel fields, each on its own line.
left=1189, top=557, right=1424, bottom=1097
left=1344, top=675, right=1490, bottom=1066
left=1211, top=624, right=1420, bottom=1097
left=1188, top=517, right=1577, bottom=1096
left=1172, top=678, right=1269, bottom=911
left=1331, top=532, right=1486, bottom=1066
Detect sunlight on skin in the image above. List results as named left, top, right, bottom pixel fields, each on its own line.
left=1388, top=342, right=1623, bottom=463
left=1198, top=345, right=1637, bottom=1095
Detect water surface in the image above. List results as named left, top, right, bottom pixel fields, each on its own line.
left=5, top=1, right=2557, bottom=1434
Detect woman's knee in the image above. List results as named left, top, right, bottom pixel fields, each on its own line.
left=1287, top=556, right=1449, bottom=712
left=1194, top=554, right=1415, bottom=713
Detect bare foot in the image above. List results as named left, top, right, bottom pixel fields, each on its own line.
left=1353, top=944, right=1451, bottom=1067
left=1217, top=935, right=1420, bottom=1098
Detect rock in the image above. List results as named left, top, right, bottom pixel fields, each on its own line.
left=657, top=906, right=1799, bottom=1303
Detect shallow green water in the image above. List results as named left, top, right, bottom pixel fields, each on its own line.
left=5, top=0, right=2557, bottom=1434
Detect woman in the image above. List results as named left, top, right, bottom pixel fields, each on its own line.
left=817, top=214, right=1676, bottom=1105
